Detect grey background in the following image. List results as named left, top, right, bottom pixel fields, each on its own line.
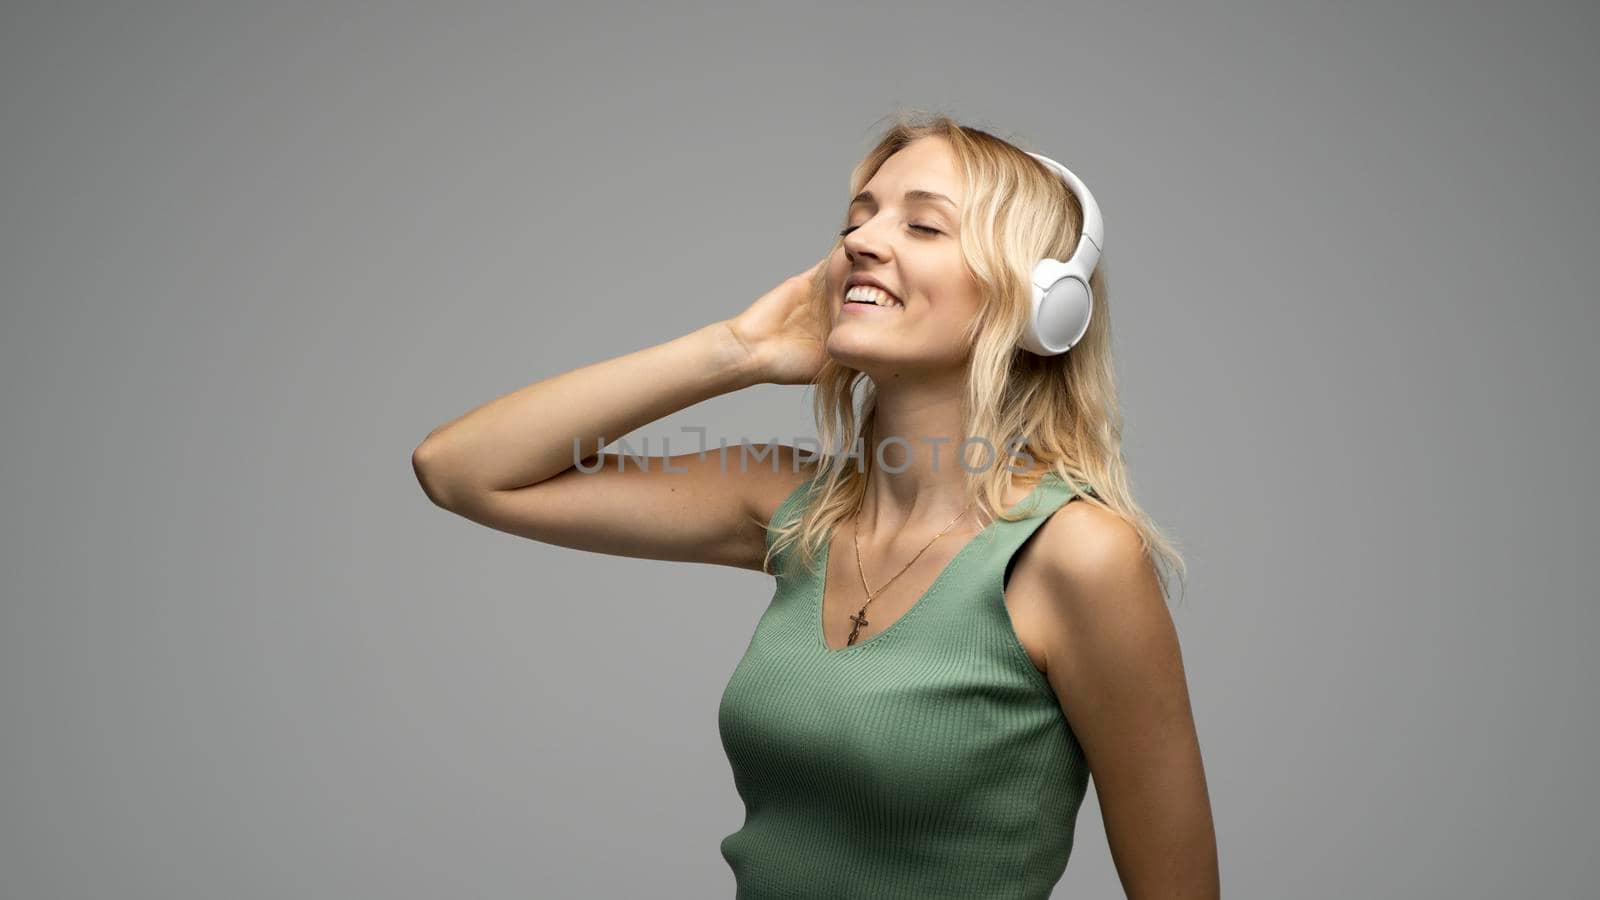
left=2, top=1, right=1594, bottom=897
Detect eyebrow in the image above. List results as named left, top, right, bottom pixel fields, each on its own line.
left=848, top=189, right=959, bottom=211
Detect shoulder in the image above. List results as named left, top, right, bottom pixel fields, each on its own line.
left=1038, top=496, right=1143, bottom=570
left=1020, top=497, right=1181, bottom=727
left=746, top=443, right=822, bottom=526
left=1029, top=496, right=1167, bottom=632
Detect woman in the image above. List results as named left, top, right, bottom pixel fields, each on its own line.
left=413, top=113, right=1219, bottom=899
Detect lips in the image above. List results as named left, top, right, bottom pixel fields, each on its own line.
left=845, top=275, right=900, bottom=302
left=842, top=288, right=903, bottom=311
left=842, top=300, right=899, bottom=312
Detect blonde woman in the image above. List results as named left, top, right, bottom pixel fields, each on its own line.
left=413, top=113, right=1219, bottom=899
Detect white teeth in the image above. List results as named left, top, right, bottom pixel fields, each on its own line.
left=845, top=285, right=901, bottom=307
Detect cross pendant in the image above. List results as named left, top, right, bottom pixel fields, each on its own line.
left=846, top=608, right=870, bottom=646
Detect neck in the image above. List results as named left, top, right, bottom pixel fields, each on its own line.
left=852, top=380, right=984, bottom=539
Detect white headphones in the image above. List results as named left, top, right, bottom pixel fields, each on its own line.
left=1019, top=152, right=1104, bottom=356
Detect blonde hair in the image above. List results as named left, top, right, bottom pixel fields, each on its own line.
left=762, top=110, right=1188, bottom=605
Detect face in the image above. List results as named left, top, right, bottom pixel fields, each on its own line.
left=824, top=137, right=984, bottom=377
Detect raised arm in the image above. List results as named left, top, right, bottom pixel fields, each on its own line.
left=411, top=261, right=829, bottom=572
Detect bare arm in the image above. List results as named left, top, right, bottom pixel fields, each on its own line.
left=1037, top=503, right=1221, bottom=899
left=411, top=260, right=830, bottom=571
left=411, top=321, right=758, bottom=503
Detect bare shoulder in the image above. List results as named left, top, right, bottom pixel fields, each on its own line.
left=744, top=443, right=821, bottom=527
left=1026, top=497, right=1175, bottom=670
left=1033, top=499, right=1152, bottom=591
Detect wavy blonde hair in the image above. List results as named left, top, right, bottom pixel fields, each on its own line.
left=762, top=110, right=1187, bottom=605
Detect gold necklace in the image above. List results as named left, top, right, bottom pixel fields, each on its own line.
left=846, top=486, right=974, bottom=647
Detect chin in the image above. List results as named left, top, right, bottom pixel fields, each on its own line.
left=826, top=340, right=935, bottom=377
left=823, top=333, right=894, bottom=370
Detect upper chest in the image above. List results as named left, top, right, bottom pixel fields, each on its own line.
left=816, top=488, right=1068, bottom=673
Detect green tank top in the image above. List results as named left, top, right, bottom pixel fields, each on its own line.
left=717, top=470, right=1093, bottom=899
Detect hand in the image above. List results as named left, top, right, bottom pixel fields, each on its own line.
left=724, top=259, right=830, bottom=386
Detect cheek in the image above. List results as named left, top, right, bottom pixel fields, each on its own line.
left=825, top=255, right=850, bottom=295
left=920, top=264, right=983, bottom=313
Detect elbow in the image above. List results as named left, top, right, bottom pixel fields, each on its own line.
left=412, top=437, right=467, bottom=510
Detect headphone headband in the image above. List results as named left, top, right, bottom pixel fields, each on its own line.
left=1024, top=151, right=1104, bottom=275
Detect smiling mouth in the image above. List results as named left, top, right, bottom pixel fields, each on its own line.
left=842, top=285, right=903, bottom=309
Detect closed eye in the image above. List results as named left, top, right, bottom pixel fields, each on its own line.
left=837, top=224, right=942, bottom=237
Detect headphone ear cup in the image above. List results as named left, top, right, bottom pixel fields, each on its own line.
left=1019, top=152, right=1103, bottom=357
left=1022, top=270, right=1093, bottom=356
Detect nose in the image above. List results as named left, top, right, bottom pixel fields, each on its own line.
left=841, top=221, right=889, bottom=266
left=838, top=212, right=902, bottom=262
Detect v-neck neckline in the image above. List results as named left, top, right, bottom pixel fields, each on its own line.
left=815, top=473, right=1060, bottom=654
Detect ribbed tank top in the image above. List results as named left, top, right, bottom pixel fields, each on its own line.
left=717, top=470, right=1093, bottom=899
